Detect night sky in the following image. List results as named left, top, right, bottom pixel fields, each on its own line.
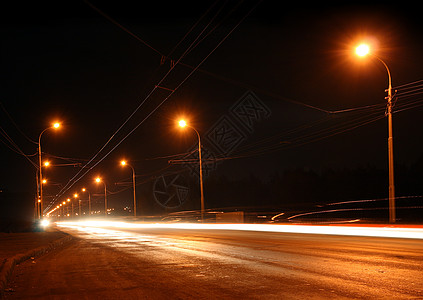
left=2, top=1, right=423, bottom=221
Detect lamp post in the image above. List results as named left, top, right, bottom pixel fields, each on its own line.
left=38, top=122, right=60, bottom=218
left=67, top=198, right=71, bottom=217
left=62, top=201, right=66, bottom=219
left=120, top=160, right=137, bottom=217
left=178, top=120, right=205, bottom=222
left=73, top=193, right=79, bottom=218
left=356, top=43, right=396, bottom=223
left=82, top=188, right=91, bottom=217
left=95, top=177, right=107, bottom=216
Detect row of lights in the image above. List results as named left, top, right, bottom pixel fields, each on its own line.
left=46, top=161, right=134, bottom=218
left=45, top=120, right=200, bottom=220
left=42, top=42, right=397, bottom=223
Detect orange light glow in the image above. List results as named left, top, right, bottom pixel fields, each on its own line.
left=178, top=120, right=187, bottom=128
left=120, top=160, right=127, bottom=166
left=95, top=177, right=101, bottom=183
left=356, top=44, right=370, bottom=57
left=53, top=122, right=60, bottom=129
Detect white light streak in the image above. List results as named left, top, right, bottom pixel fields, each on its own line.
left=56, top=221, right=423, bottom=240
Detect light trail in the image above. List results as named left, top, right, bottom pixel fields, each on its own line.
left=56, top=220, right=423, bottom=240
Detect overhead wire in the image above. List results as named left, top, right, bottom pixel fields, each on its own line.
left=0, top=126, right=39, bottom=168
left=0, top=101, right=38, bottom=145
left=46, top=0, right=264, bottom=212
left=48, top=0, right=227, bottom=209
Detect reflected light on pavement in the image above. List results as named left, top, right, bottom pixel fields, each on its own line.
left=56, top=221, right=423, bottom=240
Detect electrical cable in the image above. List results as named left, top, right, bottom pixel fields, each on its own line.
left=46, top=0, right=264, bottom=212
left=47, top=0, right=227, bottom=209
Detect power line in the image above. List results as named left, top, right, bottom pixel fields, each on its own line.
left=0, top=126, right=38, bottom=168
left=0, top=101, right=37, bottom=145
left=47, top=1, right=225, bottom=207
left=46, top=0, right=263, bottom=212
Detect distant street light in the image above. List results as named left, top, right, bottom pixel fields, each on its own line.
left=355, top=43, right=396, bottom=223
left=95, top=177, right=107, bottom=216
left=120, top=160, right=137, bottom=217
left=82, top=188, right=91, bottom=217
left=178, top=119, right=205, bottom=222
left=38, top=122, right=61, bottom=219
left=73, top=193, right=78, bottom=218
left=67, top=198, right=71, bottom=217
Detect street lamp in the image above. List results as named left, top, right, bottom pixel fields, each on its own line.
left=82, top=188, right=91, bottom=217
left=120, top=160, right=137, bottom=217
left=95, top=177, right=107, bottom=216
left=178, top=119, right=205, bottom=222
left=38, top=122, right=60, bottom=218
left=67, top=198, right=71, bottom=217
left=62, top=201, right=66, bottom=219
left=355, top=43, right=396, bottom=223
left=73, top=193, right=79, bottom=218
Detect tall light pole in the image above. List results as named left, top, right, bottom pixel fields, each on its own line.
left=96, top=177, right=107, bottom=216
left=82, top=188, right=91, bottom=217
left=178, top=120, right=205, bottom=222
left=38, top=122, right=60, bottom=217
left=73, top=193, right=79, bottom=218
left=356, top=43, right=396, bottom=223
left=120, top=160, right=137, bottom=217
left=67, top=198, right=71, bottom=217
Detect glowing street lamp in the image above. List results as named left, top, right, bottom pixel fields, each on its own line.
left=38, top=122, right=61, bottom=219
left=355, top=44, right=370, bottom=57
left=95, top=177, right=107, bottom=216
left=178, top=120, right=187, bottom=128
left=120, top=160, right=137, bottom=217
left=355, top=42, right=396, bottom=223
left=82, top=188, right=91, bottom=216
left=178, top=119, right=205, bottom=222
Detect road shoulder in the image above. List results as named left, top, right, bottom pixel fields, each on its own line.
left=0, top=228, right=72, bottom=297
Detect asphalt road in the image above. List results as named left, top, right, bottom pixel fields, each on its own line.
left=4, top=223, right=423, bottom=299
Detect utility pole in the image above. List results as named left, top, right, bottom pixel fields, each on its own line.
left=386, top=74, right=396, bottom=223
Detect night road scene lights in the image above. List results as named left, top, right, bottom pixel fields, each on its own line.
left=1, top=1, right=423, bottom=298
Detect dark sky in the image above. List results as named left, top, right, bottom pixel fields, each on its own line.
left=2, top=1, right=423, bottom=220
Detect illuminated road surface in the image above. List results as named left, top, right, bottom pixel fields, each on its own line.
left=5, top=221, right=423, bottom=299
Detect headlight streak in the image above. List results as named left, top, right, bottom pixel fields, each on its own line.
left=56, top=221, right=423, bottom=240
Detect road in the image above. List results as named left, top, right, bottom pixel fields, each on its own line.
left=4, top=221, right=423, bottom=299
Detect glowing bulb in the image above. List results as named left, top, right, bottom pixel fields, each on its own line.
left=356, top=44, right=370, bottom=57
left=179, top=120, right=187, bottom=128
